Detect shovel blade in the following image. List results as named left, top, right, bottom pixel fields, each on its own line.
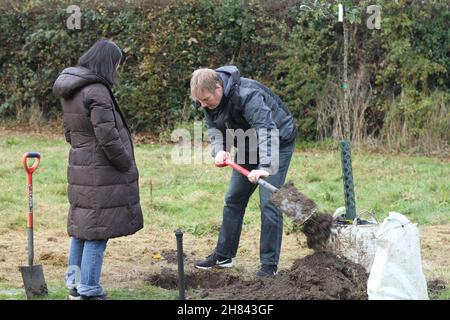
left=269, top=181, right=317, bottom=225
left=19, top=264, right=48, bottom=299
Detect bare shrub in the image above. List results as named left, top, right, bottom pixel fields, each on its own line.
left=381, top=91, right=450, bottom=156
left=317, top=66, right=372, bottom=144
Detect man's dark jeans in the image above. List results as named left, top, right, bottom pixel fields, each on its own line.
left=215, top=142, right=295, bottom=267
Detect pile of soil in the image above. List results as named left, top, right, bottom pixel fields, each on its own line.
left=148, top=183, right=371, bottom=300
left=204, top=251, right=368, bottom=300
left=199, top=182, right=368, bottom=300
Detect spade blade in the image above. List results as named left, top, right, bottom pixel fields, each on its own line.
left=269, top=181, right=317, bottom=225
left=19, top=264, right=48, bottom=299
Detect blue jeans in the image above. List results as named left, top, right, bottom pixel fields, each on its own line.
left=65, top=237, right=108, bottom=297
left=215, top=142, right=295, bottom=267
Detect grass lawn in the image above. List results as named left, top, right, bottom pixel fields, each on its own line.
left=0, top=129, right=449, bottom=299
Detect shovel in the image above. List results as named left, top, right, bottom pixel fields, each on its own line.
left=19, top=152, right=48, bottom=299
left=216, top=159, right=317, bottom=225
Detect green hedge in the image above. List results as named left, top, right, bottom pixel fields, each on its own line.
left=0, top=0, right=281, bottom=133
left=0, top=0, right=448, bottom=148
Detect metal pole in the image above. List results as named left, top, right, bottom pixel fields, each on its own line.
left=175, top=230, right=186, bottom=300
left=340, top=140, right=356, bottom=220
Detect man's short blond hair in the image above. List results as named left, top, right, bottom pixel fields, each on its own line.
left=190, top=68, right=222, bottom=100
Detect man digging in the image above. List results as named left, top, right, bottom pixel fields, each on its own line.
left=190, top=66, right=297, bottom=277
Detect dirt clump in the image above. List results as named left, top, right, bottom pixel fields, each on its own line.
left=302, top=213, right=334, bottom=251
left=269, top=181, right=318, bottom=224
left=39, top=252, right=67, bottom=267
left=205, top=251, right=368, bottom=300
left=427, top=278, right=447, bottom=298
left=269, top=182, right=334, bottom=251
left=161, top=249, right=184, bottom=264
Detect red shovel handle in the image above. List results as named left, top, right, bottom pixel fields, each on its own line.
left=23, top=152, right=40, bottom=175
left=215, top=159, right=250, bottom=177
left=214, top=161, right=228, bottom=168
left=216, top=159, right=279, bottom=193
left=22, top=152, right=41, bottom=250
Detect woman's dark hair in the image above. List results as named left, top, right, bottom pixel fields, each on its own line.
left=78, top=39, right=123, bottom=86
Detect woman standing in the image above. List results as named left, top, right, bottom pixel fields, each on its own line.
left=53, top=39, right=143, bottom=300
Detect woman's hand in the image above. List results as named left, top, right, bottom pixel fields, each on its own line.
left=247, top=169, right=269, bottom=184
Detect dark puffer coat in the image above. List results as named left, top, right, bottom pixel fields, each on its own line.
left=53, top=66, right=143, bottom=240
